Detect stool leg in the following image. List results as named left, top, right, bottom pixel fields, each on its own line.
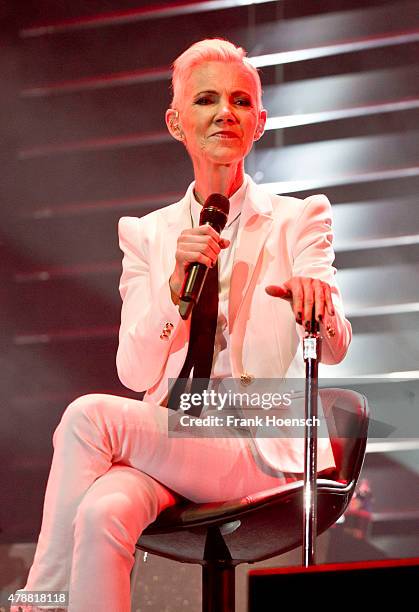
left=130, top=548, right=142, bottom=611
left=202, top=559, right=235, bottom=612
left=202, top=526, right=236, bottom=612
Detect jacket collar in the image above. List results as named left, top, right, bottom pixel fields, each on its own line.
left=164, top=173, right=273, bottom=228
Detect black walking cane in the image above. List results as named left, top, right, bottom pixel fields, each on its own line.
left=302, top=308, right=321, bottom=567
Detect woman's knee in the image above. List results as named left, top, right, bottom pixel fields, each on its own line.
left=53, top=393, right=109, bottom=444
left=74, top=491, right=146, bottom=546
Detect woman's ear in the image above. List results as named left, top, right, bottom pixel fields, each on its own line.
left=254, top=108, right=267, bottom=141
left=165, top=108, right=185, bottom=142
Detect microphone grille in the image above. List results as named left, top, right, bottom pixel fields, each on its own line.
left=203, top=193, right=230, bottom=215
left=200, top=193, right=230, bottom=232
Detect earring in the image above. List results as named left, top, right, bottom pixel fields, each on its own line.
left=170, top=122, right=183, bottom=138
left=171, top=110, right=184, bottom=139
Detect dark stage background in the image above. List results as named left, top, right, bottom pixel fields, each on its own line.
left=1, top=1, right=419, bottom=610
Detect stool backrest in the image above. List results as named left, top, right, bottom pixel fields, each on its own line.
left=320, top=388, right=369, bottom=484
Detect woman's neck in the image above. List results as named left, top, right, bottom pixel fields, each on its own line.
left=192, top=160, right=245, bottom=205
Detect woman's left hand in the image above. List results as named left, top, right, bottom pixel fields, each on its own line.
left=265, top=277, right=335, bottom=330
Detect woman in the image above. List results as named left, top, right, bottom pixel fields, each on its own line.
left=13, top=38, right=351, bottom=611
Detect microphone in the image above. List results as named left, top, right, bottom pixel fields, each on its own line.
left=178, top=193, right=230, bottom=320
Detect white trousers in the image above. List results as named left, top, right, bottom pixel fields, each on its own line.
left=13, top=393, right=290, bottom=612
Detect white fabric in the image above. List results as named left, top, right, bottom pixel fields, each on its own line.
left=12, top=394, right=290, bottom=611
left=116, top=174, right=351, bottom=473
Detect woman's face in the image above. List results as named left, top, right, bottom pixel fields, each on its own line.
left=169, top=61, right=266, bottom=166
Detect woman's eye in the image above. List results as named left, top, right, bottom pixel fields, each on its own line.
left=195, top=97, right=212, bottom=105
left=235, top=98, right=251, bottom=106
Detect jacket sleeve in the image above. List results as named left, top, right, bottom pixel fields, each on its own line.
left=116, top=216, right=183, bottom=392
left=291, top=194, right=352, bottom=365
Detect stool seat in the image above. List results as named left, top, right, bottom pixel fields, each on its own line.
left=138, top=478, right=349, bottom=564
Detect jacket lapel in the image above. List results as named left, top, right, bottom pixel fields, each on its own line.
left=228, top=177, right=273, bottom=335
left=162, top=185, right=194, bottom=279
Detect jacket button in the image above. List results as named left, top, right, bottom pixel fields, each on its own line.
left=240, top=372, right=254, bottom=386
left=326, top=324, right=336, bottom=338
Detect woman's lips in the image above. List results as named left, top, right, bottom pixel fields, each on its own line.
left=211, top=131, right=240, bottom=139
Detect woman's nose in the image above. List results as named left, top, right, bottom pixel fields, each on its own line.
left=215, top=102, right=236, bottom=123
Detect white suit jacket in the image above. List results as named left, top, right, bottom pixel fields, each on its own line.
left=116, top=175, right=352, bottom=473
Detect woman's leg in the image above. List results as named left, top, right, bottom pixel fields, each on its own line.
left=70, top=464, right=178, bottom=612
left=13, top=392, right=287, bottom=611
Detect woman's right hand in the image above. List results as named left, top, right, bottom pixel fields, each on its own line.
left=169, top=225, right=230, bottom=304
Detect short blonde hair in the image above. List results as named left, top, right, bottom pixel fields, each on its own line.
left=171, top=38, right=262, bottom=110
